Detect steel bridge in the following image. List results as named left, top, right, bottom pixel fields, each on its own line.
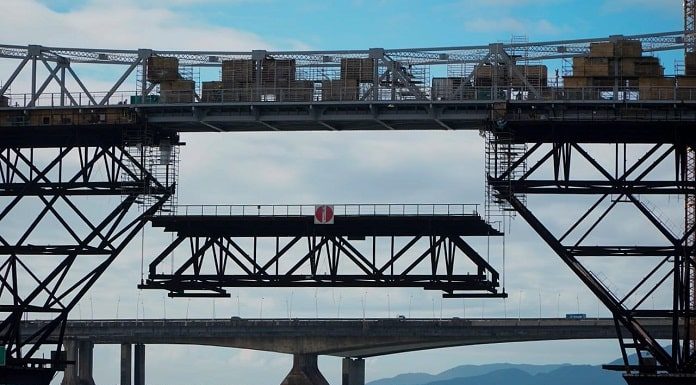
left=1, top=29, right=696, bottom=385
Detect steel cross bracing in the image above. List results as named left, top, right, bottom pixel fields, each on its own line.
left=139, top=211, right=505, bottom=299
left=0, top=129, right=176, bottom=384
left=486, top=114, right=696, bottom=383
left=685, top=0, right=696, bottom=367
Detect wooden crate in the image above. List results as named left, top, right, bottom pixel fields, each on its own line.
left=677, top=76, right=696, bottom=87
left=340, top=58, right=375, bottom=82
left=147, top=56, right=179, bottom=83
left=201, top=81, right=224, bottom=103
left=510, top=65, right=548, bottom=87
left=639, top=77, right=675, bottom=100
left=633, top=57, right=663, bottom=77
left=321, top=79, right=358, bottom=101
left=563, top=76, right=591, bottom=88
left=432, top=77, right=466, bottom=100
left=261, top=59, right=296, bottom=87
left=615, top=40, right=642, bottom=57
left=277, top=80, right=314, bottom=102
left=160, top=79, right=195, bottom=103
left=573, top=57, right=610, bottom=77
left=221, top=60, right=256, bottom=85
left=589, top=40, right=642, bottom=58
left=472, top=65, right=505, bottom=87
left=686, top=53, right=696, bottom=76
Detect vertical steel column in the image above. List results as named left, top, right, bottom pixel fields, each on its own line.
left=369, top=48, right=384, bottom=101
left=134, top=343, right=145, bottom=385
left=139, top=49, right=152, bottom=100
left=29, top=46, right=38, bottom=107
left=60, top=64, right=66, bottom=107
left=252, top=50, right=266, bottom=102
left=685, top=0, right=696, bottom=361
left=121, top=343, right=132, bottom=385
left=489, top=44, right=502, bottom=101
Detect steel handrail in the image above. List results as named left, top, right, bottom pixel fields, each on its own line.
left=167, top=203, right=480, bottom=217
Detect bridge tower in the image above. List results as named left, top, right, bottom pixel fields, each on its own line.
left=487, top=106, right=696, bottom=383
left=0, top=120, right=177, bottom=383
left=685, top=0, right=696, bottom=362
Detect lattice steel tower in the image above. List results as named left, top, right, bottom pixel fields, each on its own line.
left=686, top=0, right=696, bottom=357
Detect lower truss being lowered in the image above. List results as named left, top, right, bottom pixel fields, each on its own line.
left=140, top=205, right=506, bottom=298
left=487, top=111, right=696, bottom=384
left=0, top=126, right=177, bottom=385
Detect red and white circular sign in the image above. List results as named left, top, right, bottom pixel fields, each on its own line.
left=314, top=205, right=334, bottom=224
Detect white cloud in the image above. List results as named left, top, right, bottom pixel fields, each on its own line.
left=3, top=0, right=277, bottom=50
left=464, top=17, right=566, bottom=35
left=601, top=0, right=681, bottom=14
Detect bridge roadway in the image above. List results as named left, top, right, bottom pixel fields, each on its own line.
left=6, top=100, right=696, bottom=150
left=23, top=317, right=672, bottom=357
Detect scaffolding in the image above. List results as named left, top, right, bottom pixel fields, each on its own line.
left=484, top=124, right=527, bottom=221
left=121, top=128, right=179, bottom=213
left=510, top=35, right=547, bottom=98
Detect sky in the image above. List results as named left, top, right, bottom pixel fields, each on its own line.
left=0, top=1, right=687, bottom=385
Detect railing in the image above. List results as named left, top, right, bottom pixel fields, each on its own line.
left=168, top=203, right=480, bottom=217
left=5, top=85, right=696, bottom=109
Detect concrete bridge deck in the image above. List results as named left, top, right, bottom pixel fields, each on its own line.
left=23, top=317, right=673, bottom=357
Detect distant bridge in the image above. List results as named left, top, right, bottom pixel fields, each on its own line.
left=22, top=317, right=673, bottom=385
left=23, top=317, right=672, bottom=357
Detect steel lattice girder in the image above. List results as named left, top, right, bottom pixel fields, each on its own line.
left=0, top=142, right=174, bottom=384
left=140, top=214, right=506, bottom=298
left=487, top=129, right=696, bottom=378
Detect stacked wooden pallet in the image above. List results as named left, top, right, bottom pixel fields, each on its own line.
left=340, top=58, right=374, bottom=82
left=560, top=39, right=689, bottom=100
left=147, top=56, right=180, bottom=83
left=160, top=79, right=195, bottom=103
left=322, top=79, right=359, bottom=101
left=472, top=64, right=548, bottom=88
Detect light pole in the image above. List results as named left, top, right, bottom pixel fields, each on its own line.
left=557, top=292, right=561, bottom=318
left=387, top=293, right=391, bottom=318
left=236, top=293, right=240, bottom=317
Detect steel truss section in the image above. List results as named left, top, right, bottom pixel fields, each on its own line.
left=0, top=31, right=683, bottom=66
left=0, top=30, right=686, bottom=109
left=140, top=214, right=506, bottom=298
left=487, top=123, right=696, bottom=383
left=0, top=139, right=175, bottom=384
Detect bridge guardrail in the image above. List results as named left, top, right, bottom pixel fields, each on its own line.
left=167, top=203, right=480, bottom=217
left=4, top=85, right=696, bottom=109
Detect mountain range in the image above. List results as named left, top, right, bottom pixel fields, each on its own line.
left=367, top=361, right=626, bottom=385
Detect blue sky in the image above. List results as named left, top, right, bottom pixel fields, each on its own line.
left=0, top=1, right=687, bottom=385
left=33, top=0, right=682, bottom=50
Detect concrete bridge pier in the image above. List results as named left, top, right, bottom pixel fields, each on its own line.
left=134, top=343, right=145, bottom=385
left=342, top=358, right=365, bottom=385
left=61, top=339, right=77, bottom=385
left=280, top=354, right=329, bottom=385
left=121, top=343, right=132, bottom=385
left=60, top=339, right=95, bottom=385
